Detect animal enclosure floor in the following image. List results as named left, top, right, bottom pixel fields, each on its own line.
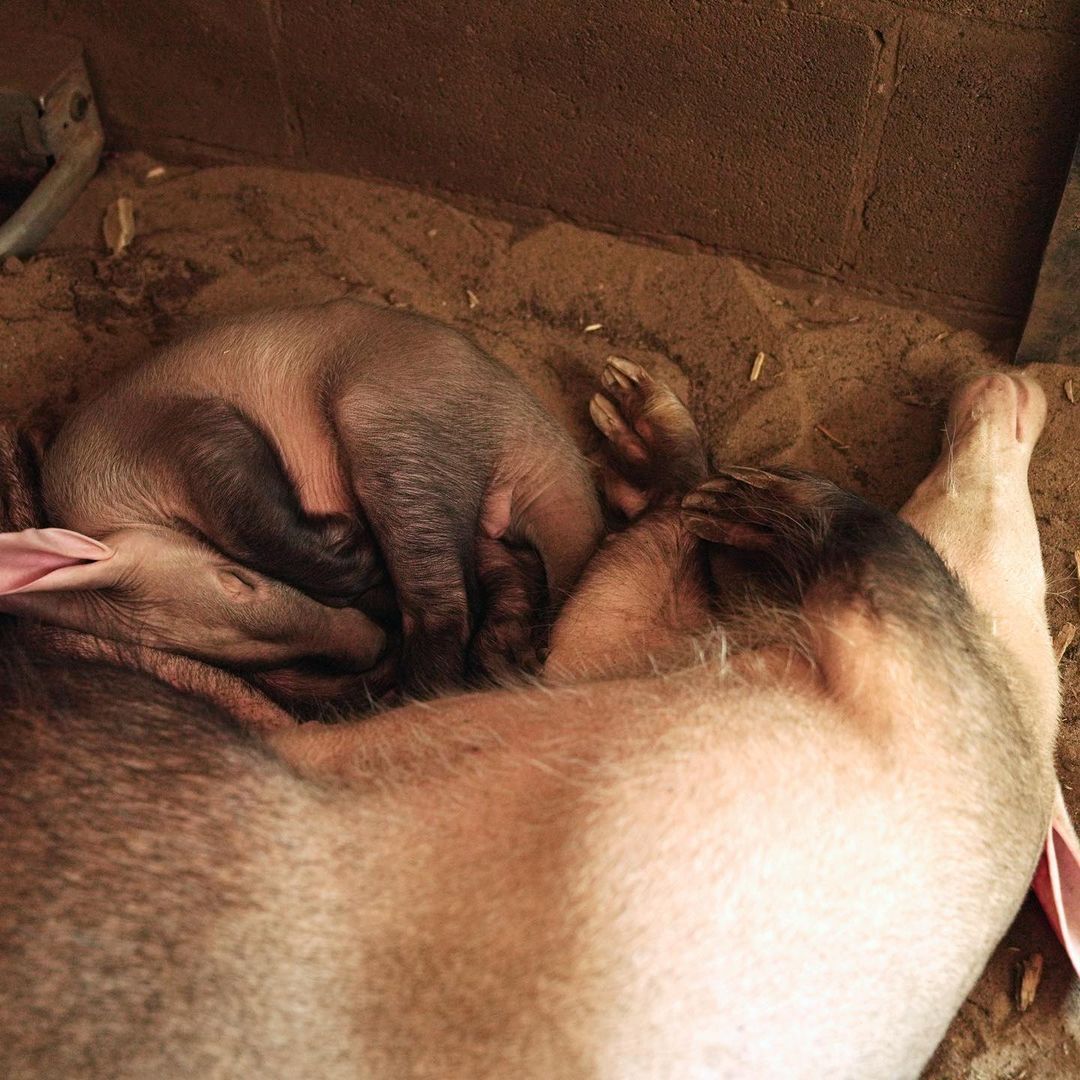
left=3, top=151, right=1079, bottom=1078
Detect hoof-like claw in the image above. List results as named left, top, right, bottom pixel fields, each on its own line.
left=678, top=466, right=864, bottom=596
left=681, top=467, right=846, bottom=558
left=591, top=356, right=707, bottom=516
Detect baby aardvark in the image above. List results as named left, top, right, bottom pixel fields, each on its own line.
left=1, top=299, right=602, bottom=699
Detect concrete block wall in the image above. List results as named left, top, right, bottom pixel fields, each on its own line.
left=11, top=0, right=1080, bottom=319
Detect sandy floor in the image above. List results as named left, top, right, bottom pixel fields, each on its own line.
left=3, top=152, right=1079, bottom=1076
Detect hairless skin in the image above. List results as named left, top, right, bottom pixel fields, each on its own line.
left=5, top=299, right=603, bottom=699
left=0, top=366, right=1062, bottom=1077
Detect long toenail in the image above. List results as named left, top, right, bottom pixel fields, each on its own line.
left=715, top=467, right=775, bottom=489
left=603, top=368, right=633, bottom=392
left=682, top=491, right=724, bottom=510
left=692, top=477, right=739, bottom=495
left=607, top=356, right=644, bottom=382
left=590, top=395, right=627, bottom=437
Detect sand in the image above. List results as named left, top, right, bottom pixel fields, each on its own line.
left=2, top=151, right=1079, bottom=1077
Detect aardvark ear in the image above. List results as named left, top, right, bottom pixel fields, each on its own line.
left=0, top=527, right=115, bottom=594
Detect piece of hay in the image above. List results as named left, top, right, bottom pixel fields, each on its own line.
left=815, top=424, right=849, bottom=450
left=465, top=288, right=480, bottom=309
left=583, top=323, right=602, bottom=333
left=1054, top=622, right=1077, bottom=665
left=1014, top=953, right=1044, bottom=1013
left=750, top=351, right=766, bottom=382
left=103, top=197, right=135, bottom=257
left=1066, top=379, right=1075, bottom=404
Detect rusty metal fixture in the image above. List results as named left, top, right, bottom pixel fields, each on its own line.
left=1018, top=133, right=1079, bottom=365
left=0, top=33, right=104, bottom=259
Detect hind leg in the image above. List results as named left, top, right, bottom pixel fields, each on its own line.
left=900, top=374, right=1074, bottom=974
left=899, top=372, right=1058, bottom=736
left=546, top=360, right=713, bottom=682
left=589, top=356, right=708, bottom=518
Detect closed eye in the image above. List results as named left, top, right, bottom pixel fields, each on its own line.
left=218, top=567, right=259, bottom=597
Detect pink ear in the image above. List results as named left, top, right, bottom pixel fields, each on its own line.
left=1032, top=781, right=1080, bottom=976
left=0, top=528, right=113, bottom=594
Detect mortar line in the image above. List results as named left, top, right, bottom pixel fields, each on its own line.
left=838, top=15, right=903, bottom=274
left=256, top=0, right=305, bottom=160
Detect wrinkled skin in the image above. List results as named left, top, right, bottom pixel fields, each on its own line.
left=11, top=299, right=602, bottom=700
left=0, top=366, right=1061, bottom=1078
left=0, top=525, right=387, bottom=675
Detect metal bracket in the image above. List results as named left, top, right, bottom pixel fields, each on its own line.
left=0, top=33, right=104, bottom=259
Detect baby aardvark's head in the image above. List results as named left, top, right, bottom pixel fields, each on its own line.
left=0, top=523, right=387, bottom=687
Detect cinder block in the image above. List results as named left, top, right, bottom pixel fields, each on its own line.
left=37, top=0, right=292, bottom=158
left=853, top=14, right=1080, bottom=312
left=279, top=1, right=878, bottom=270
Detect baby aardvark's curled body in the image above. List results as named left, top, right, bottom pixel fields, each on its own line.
left=22, top=299, right=603, bottom=696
